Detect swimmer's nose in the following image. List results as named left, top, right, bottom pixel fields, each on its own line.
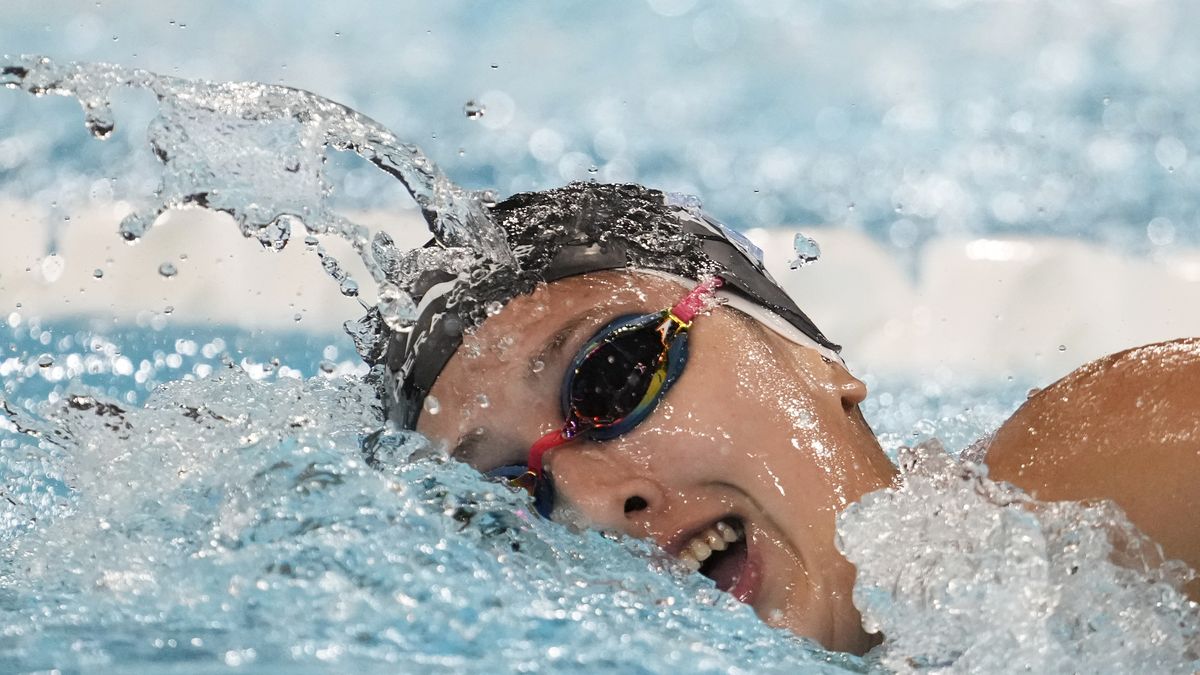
left=544, top=447, right=664, bottom=536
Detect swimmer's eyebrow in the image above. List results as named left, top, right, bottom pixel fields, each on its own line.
left=527, top=313, right=593, bottom=380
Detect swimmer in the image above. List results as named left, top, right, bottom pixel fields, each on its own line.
left=379, top=182, right=1200, bottom=654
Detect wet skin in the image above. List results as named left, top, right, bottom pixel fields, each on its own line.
left=986, top=337, right=1200, bottom=600
left=417, top=270, right=1200, bottom=652
left=418, top=270, right=897, bottom=653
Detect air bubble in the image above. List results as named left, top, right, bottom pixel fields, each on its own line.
left=93, top=268, right=104, bottom=279
left=158, top=262, right=178, bottom=278
left=36, top=354, right=53, bottom=368
left=319, top=360, right=336, bottom=374
left=475, top=394, right=490, bottom=409
left=485, top=300, right=504, bottom=316
left=531, top=360, right=545, bottom=373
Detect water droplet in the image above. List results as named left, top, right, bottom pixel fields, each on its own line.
left=490, top=63, right=499, bottom=70
left=84, top=112, right=115, bottom=139
left=475, top=394, right=490, bottom=409
left=1058, top=344, right=1067, bottom=352
left=377, top=283, right=417, bottom=332
left=788, top=233, right=822, bottom=269
left=36, top=354, right=53, bottom=368
left=463, top=100, right=486, bottom=120
left=164, top=306, right=174, bottom=315
left=293, top=313, right=303, bottom=322
left=92, top=268, right=104, bottom=279
left=531, top=359, right=545, bottom=374
left=319, top=360, right=336, bottom=374
left=158, top=262, right=178, bottom=278
left=40, top=254, right=65, bottom=283
left=424, top=395, right=441, bottom=415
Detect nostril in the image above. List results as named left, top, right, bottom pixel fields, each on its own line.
left=623, top=495, right=648, bottom=513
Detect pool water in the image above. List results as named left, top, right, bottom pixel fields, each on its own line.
left=2, top=3, right=1200, bottom=672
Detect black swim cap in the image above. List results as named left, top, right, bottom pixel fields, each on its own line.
left=381, top=182, right=838, bottom=429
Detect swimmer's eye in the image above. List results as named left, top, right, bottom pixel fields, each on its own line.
left=484, top=464, right=556, bottom=518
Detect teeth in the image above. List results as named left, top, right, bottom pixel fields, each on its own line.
left=705, top=531, right=728, bottom=552
left=679, top=519, right=742, bottom=570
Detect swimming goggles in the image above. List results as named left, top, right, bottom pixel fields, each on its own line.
left=489, top=277, right=724, bottom=517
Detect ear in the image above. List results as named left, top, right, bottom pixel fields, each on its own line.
left=827, top=358, right=867, bottom=407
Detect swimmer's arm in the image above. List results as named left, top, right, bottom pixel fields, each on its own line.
left=985, top=337, right=1200, bottom=598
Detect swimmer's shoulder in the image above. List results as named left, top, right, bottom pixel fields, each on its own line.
left=985, top=337, right=1200, bottom=594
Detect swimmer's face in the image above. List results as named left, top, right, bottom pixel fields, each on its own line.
left=418, top=270, right=896, bottom=653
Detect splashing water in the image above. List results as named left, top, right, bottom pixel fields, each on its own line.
left=1, top=55, right=512, bottom=343
left=840, top=443, right=1199, bottom=673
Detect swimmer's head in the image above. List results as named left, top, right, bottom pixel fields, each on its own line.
left=378, top=182, right=895, bottom=653
left=382, top=182, right=840, bottom=429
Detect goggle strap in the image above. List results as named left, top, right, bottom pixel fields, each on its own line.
left=669, top=276, right=724, bottom=325
left=527, top=427, right=572, bottom=476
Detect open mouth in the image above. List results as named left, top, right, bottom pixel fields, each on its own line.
left=677, top=517, right=753, bottom=599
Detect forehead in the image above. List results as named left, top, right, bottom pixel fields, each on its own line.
left=481, top=270, right=682, bottom=331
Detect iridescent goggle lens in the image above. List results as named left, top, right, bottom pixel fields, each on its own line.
left=562, top=311, right=689, bottom=440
